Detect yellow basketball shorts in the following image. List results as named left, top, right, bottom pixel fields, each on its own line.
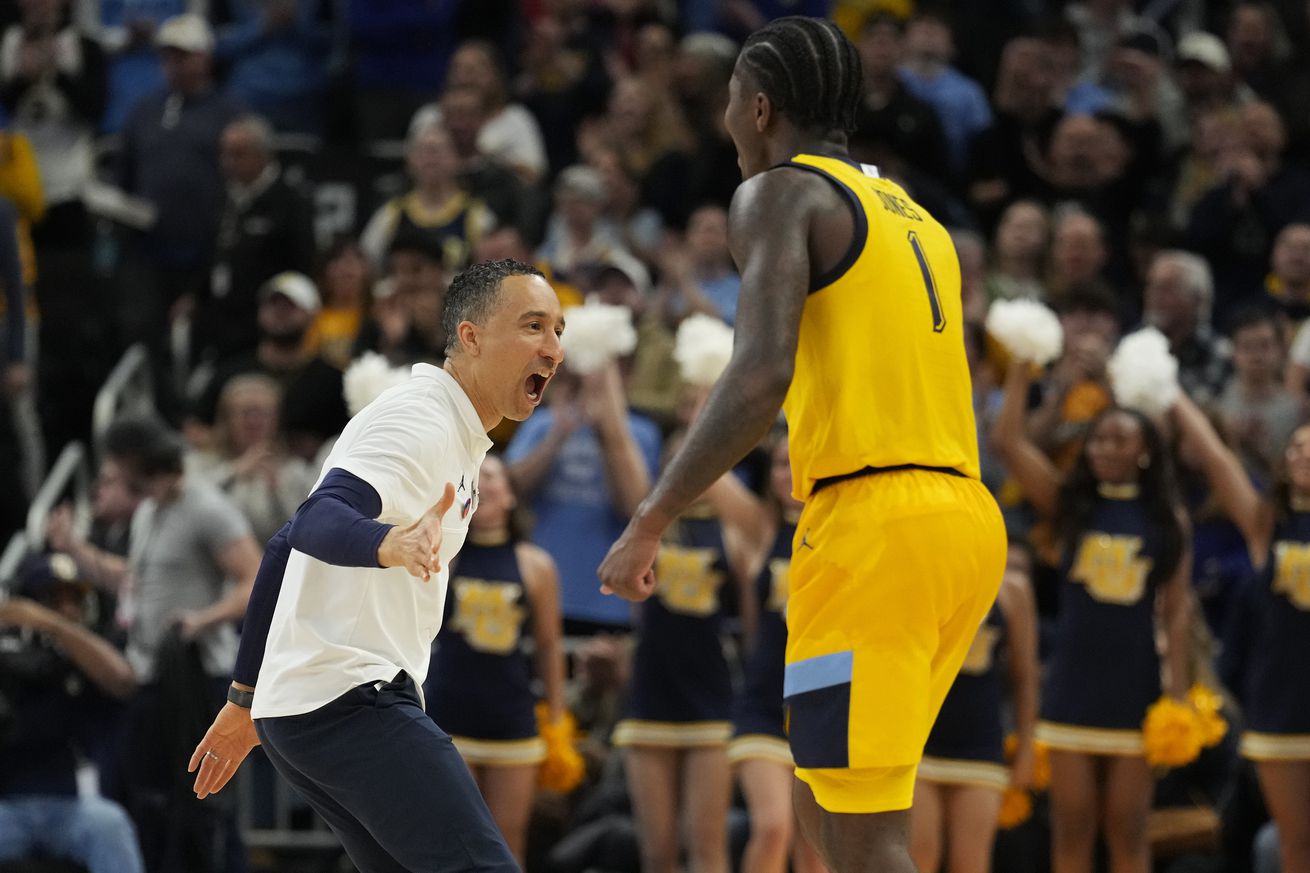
left=785, top=469, right=1006, bottom=814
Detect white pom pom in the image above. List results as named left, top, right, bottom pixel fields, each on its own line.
left=560, top=301, right=637, bottom=374
left=343, top=353, right=409, bottom=416
left=674, top=314, right=735, bottom=387
left=985, top=298, right=1064, bottom=365
left=1107, top=327, right=1180, bottom=417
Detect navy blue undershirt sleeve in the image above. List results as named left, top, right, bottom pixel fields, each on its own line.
left=230, top=468, right=396, bottom=687
left=287, top=468, right=395, bottom=568
left=232, top=521, right=293, bottom=687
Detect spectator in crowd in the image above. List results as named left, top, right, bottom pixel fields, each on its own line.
left=579, top=75, right=693, bottom=224
left=1065, top=0, right=1168, bottom=83
left=413, top=40, right=549, bottom=185
left=198, top=114, right=316, bottom=363
left=214, top=0, right=332, bottom=136
left=1027, top=329, right=1114, bottom=473
left=1263, top=222, right=1310, bottom=321
left=346, top=0, right=460, bottom=142
left=0, top=120, right=43, bottom=295
left=194, top=271, right=347, bottom=461
left=353, top=231, right=448, bottom=366
left=360, top=119, right=495, bottom=274
left=91, top=0, right=195, bottom=134
left=1213, top=307, right=1302, bottom=476
left=967, top=36, right=1062, bottom=224
left=436, top=84, right=549, bottom=246
left=514, top=11, right=611, bottom=176
left=1186, top=100, right=1310, bottom=312
left=1046, top=209, right=1110, bottom=303
left=117, top=13, right=242, bottom=352
left=537, top=164, right=644, bottom=294
left=671, top=32, right=741, bottom=216
left=506, top=359, right=660, bottom=632
left=47, top=416, right=259, bottom=871
left=986, top=199, right=1051, bottom=303
left=190, top=373, right=314, bottom=543
left=1166, top=107, right=1242, bottom=231
left=850, top=14, right=951, bottom=185
left=1225, top=2, right=1289, bottom=100
left=585, top=260, right=679, bottom=428
left=657, top=204, right=740, bottom=326
left=593, top=146, right=664, bottom=266
left=308, top=235, right=371, bottom=370
left=0, top=0, right=105, bottom=233
left=1103, top=30, right=1187, bottom=152
left=87, top=440, right=144, bottom=559
left=897, top=12, right=992, bottom=180
left=1144, top=250, right=1233, bottom=404
left=0, top=555, right=143, bottom=873
left=1173, top=31, right=1250, bottom=119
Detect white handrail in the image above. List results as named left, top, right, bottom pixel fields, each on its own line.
left=92, top=343, right=154, bottom=448
left=25, top=442, right=91, bottom=552
left=0, top=531, right=28, bottom=598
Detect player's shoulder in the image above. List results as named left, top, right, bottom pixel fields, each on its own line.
left=729, top=163, right=839, bottom=220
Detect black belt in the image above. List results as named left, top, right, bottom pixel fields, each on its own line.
left=810, top=464, right=966, bottom=496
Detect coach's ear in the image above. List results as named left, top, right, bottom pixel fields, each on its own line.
left=456, top=320, right=481, bottom=356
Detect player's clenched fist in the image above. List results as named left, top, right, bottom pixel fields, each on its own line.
left=376, top=482, right=457, bottom=581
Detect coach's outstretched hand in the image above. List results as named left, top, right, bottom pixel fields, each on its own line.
left=189, top=698, right=260, bottom=799
left=377, top=483, right=457, bottom=581
left=598, top=522, right=660, bottom=601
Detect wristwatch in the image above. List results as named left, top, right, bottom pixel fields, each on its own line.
left=227, top=686, right=255, bottom=709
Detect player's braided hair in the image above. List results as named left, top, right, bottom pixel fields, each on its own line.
left=737, top=16, right=864, bottom=135
left=443, top=259, right=545, bottom=355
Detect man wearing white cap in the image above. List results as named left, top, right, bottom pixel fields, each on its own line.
left=116, top=13, right=241, bottom=363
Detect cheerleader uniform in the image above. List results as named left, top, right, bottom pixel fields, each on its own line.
left=1036, top=486, right=1165, bottom=755
left=613, top=514, right=735, bottom=747
left=919, top=604, right=1009, bottom=790
left=729, top=521, right=796, bottom=766
left=1239, top=509, right=1310, bottom=761
left=424, top=536, right=546, bottom=765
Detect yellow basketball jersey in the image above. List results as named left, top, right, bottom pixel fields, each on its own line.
left=781, top=154, right=980, bottom=499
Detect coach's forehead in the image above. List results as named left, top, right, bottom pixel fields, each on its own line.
left=492, top=273, right=561, bottom=320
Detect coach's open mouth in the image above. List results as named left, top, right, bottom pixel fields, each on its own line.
left=526, top=372, right=549, bottom=403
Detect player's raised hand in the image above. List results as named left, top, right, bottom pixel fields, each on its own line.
left=597, top=521, right=660, bottom=602
left=377, top=483, right=457, bottom=581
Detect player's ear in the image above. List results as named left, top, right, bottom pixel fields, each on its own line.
left=754, top=92, right=771, bottom=133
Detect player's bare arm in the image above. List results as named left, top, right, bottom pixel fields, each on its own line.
left=598, top=166, right=844, bottom=600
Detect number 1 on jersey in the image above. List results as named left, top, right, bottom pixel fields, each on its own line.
left=908, top=231, right=946, bottom=334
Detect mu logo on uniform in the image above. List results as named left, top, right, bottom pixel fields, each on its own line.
left=451, top=578, right=525, bottom=654
left=1070, top=533, right=1153, bottom=605
left=1273, top=541, right=1310, bottom=610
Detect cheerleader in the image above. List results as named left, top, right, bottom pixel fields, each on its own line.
left=728, top=438, right=828, bottom=873
left=612, top=460, right=758, bottom=873
left=1172, top=395, right=1310, bottom=873
left=423, top=455, right=566, bottom=866
left=993, top=362, right=1192, bottom=873
left=910, top=538, right=1040, bottom=873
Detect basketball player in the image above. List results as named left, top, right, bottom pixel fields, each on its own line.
left=599, top=17, right=1006, bottom=873
left=188, top=260, right=564, bottom=872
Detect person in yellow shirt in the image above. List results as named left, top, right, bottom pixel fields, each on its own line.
left=599, top=17, right=1005, bottom=873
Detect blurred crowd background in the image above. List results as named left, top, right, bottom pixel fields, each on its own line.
left=1, top=0, right=1310, bottom=871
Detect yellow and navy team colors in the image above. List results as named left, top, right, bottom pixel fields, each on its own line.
left=778, top=154, right=1007, bottom=814
left=613, top=513, right=736, bottom=748
left=729, top=520, right=797, bottom=767
left=1237, top=510, right=1310, bottom=761
left=1036, top=486, right=1163, bottom=755
left=918, top=604, right=1010, bottom=791
left=423, top=538, right=546, bottom=766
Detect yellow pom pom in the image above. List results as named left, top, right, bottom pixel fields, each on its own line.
left=536, top=703, right=586, bottom=793
left=1186, top=685, right=1228, bottom=749
left=997, top=787, right=1033, bottom=829
left=1142, top=697, right=1203, bottom=768
left=1031, top=740, right=1051, bottom=792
